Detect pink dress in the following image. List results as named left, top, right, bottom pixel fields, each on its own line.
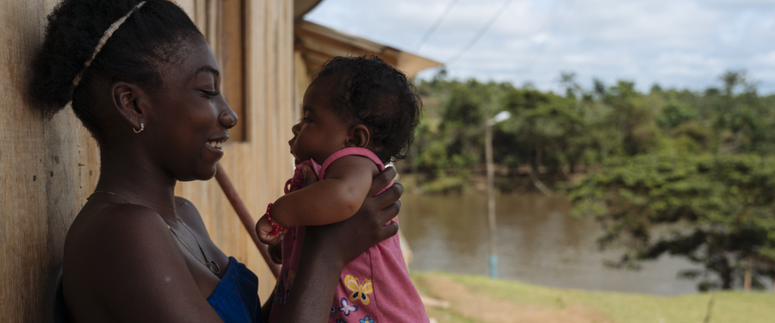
left=267, top=147, right=428, bottom=323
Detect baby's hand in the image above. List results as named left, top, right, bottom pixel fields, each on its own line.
left=256, top=214, right=285, bottom=245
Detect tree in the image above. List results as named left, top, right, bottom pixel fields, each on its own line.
left=558, top=71, right=581, bottom=98
left=499, top=87, right=588, bottom=173
left=570, top=153, right=775, bottom=291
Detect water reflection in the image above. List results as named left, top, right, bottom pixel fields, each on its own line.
left=400, top=193, right=713, bottom=295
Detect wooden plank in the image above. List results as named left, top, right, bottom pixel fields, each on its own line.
left=175, top=0, right=196, bottom=17
left=193, top=0, right=207, bottom=32
left=206, top=0, right=219, bottom=48
left=0, top=0, right=102, bottom=321
left=220, top=0, right=246, bottom=141
left=245, top=0, right=277, bottom=298
left=395, top=50, right=443, bottom=78
left=297, top=21, right=386, bottom=53
left=293, top=50, right=309, bottom=121
left=1, top=1, right=50, bottom=321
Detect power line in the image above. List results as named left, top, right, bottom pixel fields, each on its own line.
left=414, top=0, right=460, bottom=52
left=446, top=0, right=514, bottom=65
left=516, top=0, right=576, bottom=81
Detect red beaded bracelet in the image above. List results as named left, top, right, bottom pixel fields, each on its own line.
left=265, top=203, right=288, bottom=235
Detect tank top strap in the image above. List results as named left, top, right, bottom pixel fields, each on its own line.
left=318, top=147, right=384, bottom=180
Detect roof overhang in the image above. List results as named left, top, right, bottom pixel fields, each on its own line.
left=294, top=21, right=443, bottom=79
left=294, top=0, right=324, bottom=22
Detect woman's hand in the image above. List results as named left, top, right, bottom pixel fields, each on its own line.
left=304, top=166, right=401, bottom=266
left=276, top=166, right=401, bottom=322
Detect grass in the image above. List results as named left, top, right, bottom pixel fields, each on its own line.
left=411, top=271, right=775, bottom=323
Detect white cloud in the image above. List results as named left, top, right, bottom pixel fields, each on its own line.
left=305, top=0, right=775, bottom=93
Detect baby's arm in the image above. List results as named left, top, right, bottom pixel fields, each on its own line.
left=273, top=155, right=379, bottom=227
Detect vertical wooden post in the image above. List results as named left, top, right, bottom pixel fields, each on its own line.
left=744, top=256, right=751, bottom=292
left=215, top=163, right=281, bottom=278
left=485, top=121, right=498, bottom=279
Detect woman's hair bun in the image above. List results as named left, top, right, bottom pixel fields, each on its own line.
left=29, top=0, right=201, bottom=141
left=30, top=0, right=140, bottom=116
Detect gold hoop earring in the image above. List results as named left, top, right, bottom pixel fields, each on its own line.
left=133, top=122, right=144, bottom=133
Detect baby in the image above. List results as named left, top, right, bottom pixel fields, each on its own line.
left=257, top=56, right=428, bottom=322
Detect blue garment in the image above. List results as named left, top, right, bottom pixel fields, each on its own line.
left=207, top=257, right=263, bottom=323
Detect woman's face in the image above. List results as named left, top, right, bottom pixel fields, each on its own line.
left=143, top=36, right=237, bottom=181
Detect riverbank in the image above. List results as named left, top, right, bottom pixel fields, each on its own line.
left=396, top=171, right=573, bottom=195
left=412, top=271, right=775, bottom=323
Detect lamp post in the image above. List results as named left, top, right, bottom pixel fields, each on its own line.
left=485, top=111, right=510, bottom=279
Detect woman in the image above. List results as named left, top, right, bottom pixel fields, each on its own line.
left=29, top=0, right=402, bottom=322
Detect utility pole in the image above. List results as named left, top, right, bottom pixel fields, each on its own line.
left=485, top=111, right=510, bottom=279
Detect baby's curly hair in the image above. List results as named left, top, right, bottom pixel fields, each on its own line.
left=29, top=0, right=201, bottom=144
left=316, top=56, right=422, bottom=164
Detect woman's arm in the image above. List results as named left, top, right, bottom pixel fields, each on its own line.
left=275, top=167, right=402, bottom=322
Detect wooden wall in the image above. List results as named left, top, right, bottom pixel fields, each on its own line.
left=175, top=0, right=296, bottom=301
left=0, top=0, right=296, bottom=321
left=1, top=0, right=101, bottom=321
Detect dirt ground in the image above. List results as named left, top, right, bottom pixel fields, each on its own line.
left=422, top=275, right=614, bottom=323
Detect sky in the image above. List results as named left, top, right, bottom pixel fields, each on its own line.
left=305, top=0, right=775, bottom=94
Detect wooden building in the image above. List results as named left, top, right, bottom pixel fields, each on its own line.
left=0, top=0, right=440, bottom=321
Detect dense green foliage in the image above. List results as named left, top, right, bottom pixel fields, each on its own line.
left=408, top=70, right=775, bottom=290
left=570, top=154, right=775, bottom=290
left=410, top=70, right=775, bottom=180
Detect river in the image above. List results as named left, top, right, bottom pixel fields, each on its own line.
left=399, top=193, right=756, bottom=295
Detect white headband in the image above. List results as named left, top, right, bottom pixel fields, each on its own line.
left=67, top=1, right=147, bottom=106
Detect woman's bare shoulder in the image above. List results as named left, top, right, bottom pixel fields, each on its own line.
left=63, top=203, right=221, bottom=322
left=64, top=203, right=178, bottom=282
left=66, top=203, right=170, bottom=253
left=174, top=196, right=209, bottom=234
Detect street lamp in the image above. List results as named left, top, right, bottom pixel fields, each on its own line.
left=485, top=110, right=510, bottom=279
left=488, top=111, right=511, bottom=126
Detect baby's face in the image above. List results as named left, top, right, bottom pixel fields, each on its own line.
left=288, top=79, right=351, bottom=165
